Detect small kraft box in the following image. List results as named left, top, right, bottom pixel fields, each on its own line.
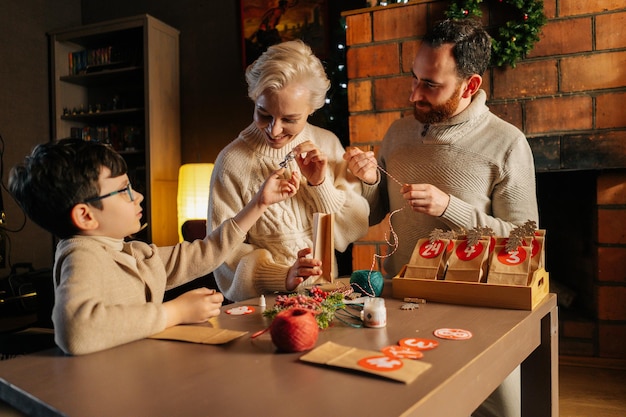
left=391, top=224, right=550, bottom=310
left=392, top=266, right=549, bottom=310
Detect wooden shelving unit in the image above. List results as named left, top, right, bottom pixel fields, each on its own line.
left=48, top=14, right=181, bottom=246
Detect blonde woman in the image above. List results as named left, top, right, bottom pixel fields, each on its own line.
left=208, top=40, right=369, bottom=302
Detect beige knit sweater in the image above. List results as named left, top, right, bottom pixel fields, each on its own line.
left=208, top=123, right=370, bottom=301
left=363, top=90, right=539, bottom=278
left=52, top=219, right=245, bottom=355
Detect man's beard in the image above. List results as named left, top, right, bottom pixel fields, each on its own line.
left=413, top=83, right=462, bottom=124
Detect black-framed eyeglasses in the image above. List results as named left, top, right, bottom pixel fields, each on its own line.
left=84, top=183, right=135, bottom=203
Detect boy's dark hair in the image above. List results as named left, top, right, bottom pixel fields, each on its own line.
left=9, top=139, right=128, bottom=239
left=424, top=18, right=492, bottom=78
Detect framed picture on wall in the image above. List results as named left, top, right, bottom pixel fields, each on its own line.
left=240, top=0, right=329, bottom=67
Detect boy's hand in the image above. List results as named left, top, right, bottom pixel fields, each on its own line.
left=233, top=168, right=300, bottom=233
left=343, top=147, right=378, bottom=185
left=292, top=141, right=327, bottom=186
left=259, top=168, right=299, bottom=206
left=163, top=288, right=224, bottom=326
left=286, top=248, right=322, bottom=291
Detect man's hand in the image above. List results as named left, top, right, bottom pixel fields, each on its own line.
left=343, top=147, right=378, bottom=185
left=401, top=183, right=450, bottom=217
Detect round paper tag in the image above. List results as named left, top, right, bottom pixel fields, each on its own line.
left=398, top=337, right=439, bottom=350
left=357, top=355, right=404, bottom=372
left=381, top=345, right=424, bottom=359
left=433, top=328, right=473, bottom=340
left=225, top=306, right=255, bottom=315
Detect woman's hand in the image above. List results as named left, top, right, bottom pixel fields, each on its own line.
left=292, top=141, right=327, bottom=186
left=286, top=247, right=322, bottom=291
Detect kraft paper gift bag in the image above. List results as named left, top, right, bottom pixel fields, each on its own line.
left=301, top=212, right=335, bottom=287
left=487, top=238, right=533, bottom=286
left=403, top=237, right=451, bottom=280
left=150, top=325, right=247, bottom=344
left=444, top=237, right=490, bottom=283
left=300, top=341, right=431, bottom=384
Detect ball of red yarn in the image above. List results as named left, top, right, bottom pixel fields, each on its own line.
left=270, top=308, right=319, bottom=353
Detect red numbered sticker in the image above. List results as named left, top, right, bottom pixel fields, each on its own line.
left=419, top=239, right=446, bottom=258
left=225, top=306, right=255, bottom=315
left=398, top=337, right=439, bottom=351
left=381, top=345, right=424, bottom=359
left=357, top=355, right=404, bottom=372
left=433, top=328, right=473, bottom=340
left=455, top=241, right=485, bottom=261
left=496, top=246, right=528, bottom=265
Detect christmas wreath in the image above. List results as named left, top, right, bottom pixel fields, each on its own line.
left=445, top=0, right=547, bottom=68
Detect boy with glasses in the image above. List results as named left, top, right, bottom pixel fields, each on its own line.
left=9, top=138, right=299, bottom=355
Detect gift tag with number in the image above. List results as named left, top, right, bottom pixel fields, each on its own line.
left=381, top=345, right=424, bottom=359
left=225, top=306, right=255, bottom=315
left=398, top=337, right=439, bottom=350
left=433, top=328, right=473, bottom=340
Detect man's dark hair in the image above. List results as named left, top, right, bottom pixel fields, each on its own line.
left=423, top=18, right=492, bottom=78
left=9, top=139, right=128, bottom=239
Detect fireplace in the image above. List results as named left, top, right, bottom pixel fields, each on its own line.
left=537, top=171, right=596, bottom=317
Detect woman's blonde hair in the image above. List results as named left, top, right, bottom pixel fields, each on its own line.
left=245, top=39, right=330, bottom=111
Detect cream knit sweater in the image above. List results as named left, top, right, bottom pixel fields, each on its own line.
left=208, top=123, right=370, bottom=301
left=363, top=90, right=539, bottom=278
left=52, top=219, right=245, bottom=355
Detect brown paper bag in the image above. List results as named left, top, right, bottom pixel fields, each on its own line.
left=149, top=325, right=248, bottom=344
left=529, top=230, right=546, bottom=272
left=302, top=212, right=335, bottom=287
left=444, top=237, right=490, bottom=282
left=403, top=238, right=452, bottom=280
left=300, top=341, right=431, bottom=384
left=487, top=238, right=532, bottom=286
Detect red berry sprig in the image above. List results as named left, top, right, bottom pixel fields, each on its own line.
left=308, top=285, right=329, bottom=302
left=264, top=286, right=347, bottom=329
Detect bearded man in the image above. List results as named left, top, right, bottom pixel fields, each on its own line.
left=344, top=18, right=539, bottom=417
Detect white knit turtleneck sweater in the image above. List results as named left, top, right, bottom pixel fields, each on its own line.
left=208, top=122, right=370, bottom=301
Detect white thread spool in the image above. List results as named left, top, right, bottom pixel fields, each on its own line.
left=361, top=297, right=387, bottom=328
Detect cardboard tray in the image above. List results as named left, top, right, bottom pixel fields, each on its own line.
left=391, top=267, right=550, bottom=310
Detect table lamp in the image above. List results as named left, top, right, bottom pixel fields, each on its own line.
left=176, top=163, right=214, bottom=242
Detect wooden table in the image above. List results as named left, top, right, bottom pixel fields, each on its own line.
left=0, top=293, right=558, bottom=417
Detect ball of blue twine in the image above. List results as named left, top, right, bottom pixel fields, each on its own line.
left=350, top=270, right=384, bottom=297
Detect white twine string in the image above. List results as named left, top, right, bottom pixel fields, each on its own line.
left=352, top=160, right=406, bottom=297
left=351, top=207, right=404, bottom=297
left=376, top=164, right=404, bottom=188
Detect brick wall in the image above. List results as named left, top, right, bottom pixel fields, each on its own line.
left=344, top=0, right=626, bottom=360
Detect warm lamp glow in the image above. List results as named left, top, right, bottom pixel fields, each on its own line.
left=177, top=163, right=214, bottom=242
